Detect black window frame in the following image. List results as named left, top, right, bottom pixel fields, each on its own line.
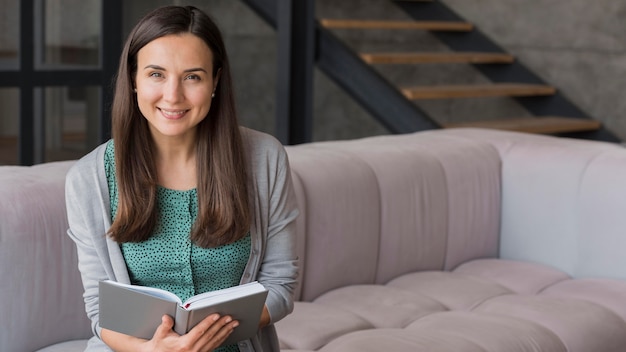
left=0, top=0, right=122, bottom=165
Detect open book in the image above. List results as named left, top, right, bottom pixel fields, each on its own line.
left=99, top=280, right=268, bottom=346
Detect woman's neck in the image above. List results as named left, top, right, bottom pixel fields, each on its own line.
left=153, top=137, right=198, bottom=191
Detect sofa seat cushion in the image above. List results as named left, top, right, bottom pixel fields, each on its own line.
left=313, top=284, right=447, bottom=328
left=313, top=311, right=567, bottom=352
left=541, top=278, right=626, bottom=321
left=452, top=259, right=626, bottom=350
left=386, top=271, right=512, bottom=310
left=405, top=311, right=566, bottom=352
left=277, top=258, right=626, bottom=351
left=277, top=285, right=447, bottom=350
left=453, top=258, right=571, bottom=294
left=35, top=340, right=88, bottom=352
left=474, top=294, right=626, bottom=352
left=316, top=328, right=486, bottom=352
left=277, top=302, right=372, bottom=351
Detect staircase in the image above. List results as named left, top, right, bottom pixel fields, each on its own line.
left=243, top=0, right=618, bottom=143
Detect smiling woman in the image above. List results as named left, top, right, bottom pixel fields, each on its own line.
left=64, top=5, right=299, bottom=352
left=134, top=33, right=218, bottom=148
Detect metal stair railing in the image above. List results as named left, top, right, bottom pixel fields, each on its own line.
left=316, top=25, right=441, bottom=134
left=242, top=0, right=439, bottom=144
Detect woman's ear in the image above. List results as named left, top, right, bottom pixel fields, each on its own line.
left=213, top=68, right=222, bottom=93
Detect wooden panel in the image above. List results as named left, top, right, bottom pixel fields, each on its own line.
left=360, top=52, right=514, bottom=64
left=0, top=50, right=18, bottom=58
left=401, top=83, right=556, bottom=100
left=443, top=117, right=602, bottom=134
left=319, top=19, right=473, bottom=31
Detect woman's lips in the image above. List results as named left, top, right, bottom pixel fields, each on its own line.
left=159, top=108, right=187, bottom=120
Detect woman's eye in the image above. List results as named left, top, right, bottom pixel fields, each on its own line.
left=185, top=74, right=201, bottom=81
left=149, top=72, right=163, bottom=78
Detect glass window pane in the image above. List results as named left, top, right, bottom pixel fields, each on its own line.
left=0, top=88, right=20, bottom=165
left=38, top=0, right=101, bottom=69
left=42, top=85, right=100, bottom=162
left=0, top=0, right=20, bottom=70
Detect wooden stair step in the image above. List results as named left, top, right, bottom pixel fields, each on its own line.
left=442, top=116, right=601, bottom=134
left=360, top=52, right=514, bottom=65
left=320, top=19, right=473, bottom=31
left=401, top=83, right=556, bottom=100
left=0, top=50, right=17, bottom=58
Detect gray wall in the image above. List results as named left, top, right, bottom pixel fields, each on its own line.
left=443, top=0, right=626, bottom=141
left=125, top=0, right=626, bottom=142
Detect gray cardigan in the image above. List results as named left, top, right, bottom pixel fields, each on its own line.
left=65, top=128, right=299, bottom=352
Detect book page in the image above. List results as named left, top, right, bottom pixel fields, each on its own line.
left=183, top=281, right=266, bottom=310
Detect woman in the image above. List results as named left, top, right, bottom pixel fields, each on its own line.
left=65, top=5, right=299, bottom=352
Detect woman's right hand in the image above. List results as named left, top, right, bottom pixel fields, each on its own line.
left=102, top=314, right=239, bottom=352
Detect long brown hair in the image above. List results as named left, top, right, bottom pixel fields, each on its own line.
left=108, top=6, right=250, bottom=248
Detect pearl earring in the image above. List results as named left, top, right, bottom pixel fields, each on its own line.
left=211, top=93, right=215, bottom=98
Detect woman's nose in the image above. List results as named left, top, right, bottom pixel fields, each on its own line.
left=163, top=79, right=183, bottom=103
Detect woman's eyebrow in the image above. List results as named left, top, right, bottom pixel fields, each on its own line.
left=183, top=67, right=208, bottom=74
left=144, top=64, right=165, bottom=70
left=143, top=64, right=208, bottom=74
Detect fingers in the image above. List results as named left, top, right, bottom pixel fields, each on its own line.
left=147, top=314, right=238, bottom=351
left=199, top=314, right=239, bottom=337
left=193, top=314, right=239, bottom=350
left=191, top=314, right=220, bottom=338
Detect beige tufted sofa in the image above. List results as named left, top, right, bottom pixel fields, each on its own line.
left=2, top=128, right=626, bottom=352
left=278, top=128, right=626, bottom=352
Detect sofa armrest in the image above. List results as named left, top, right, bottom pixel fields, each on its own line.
left=0, top=161, right=91, bottom=352
left=444, top=128, right=626, bottom=280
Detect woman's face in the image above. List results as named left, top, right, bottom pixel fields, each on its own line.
left=134, top=33, right=218, bottom=144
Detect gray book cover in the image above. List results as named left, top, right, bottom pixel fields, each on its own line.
left=99, top=280, right=268, bottom=346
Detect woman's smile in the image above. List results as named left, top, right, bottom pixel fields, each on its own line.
left=159, top=108, right=189, bottom=120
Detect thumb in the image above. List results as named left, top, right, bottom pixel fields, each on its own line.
left=153, top=315, right=175, bottom=339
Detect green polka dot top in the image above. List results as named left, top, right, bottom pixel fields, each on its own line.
left=104, top=141, right=250, bottom=351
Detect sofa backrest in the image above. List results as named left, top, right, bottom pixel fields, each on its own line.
left=286, top=131, right=503, bottom=301
left=0, top=161, right=91, bottom=352
left=443, top=128, right=626, bottom=282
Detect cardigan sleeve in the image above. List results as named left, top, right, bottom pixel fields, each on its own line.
left=65, top=143, right=117, bottom=341
left=244, top=129, right=300, bottom=324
